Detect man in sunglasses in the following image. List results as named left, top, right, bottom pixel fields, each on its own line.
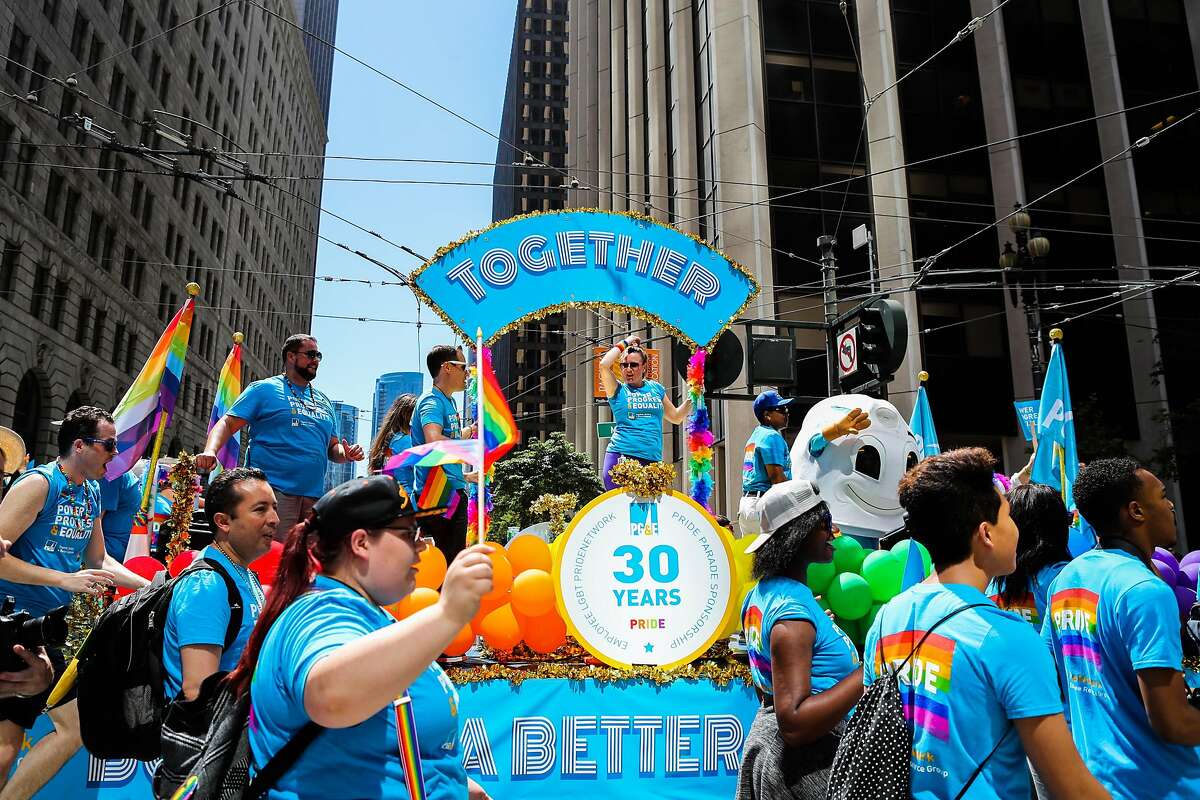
left=0, top=406, right=150, bottom=796
left=409, top=345, right=477, bottom=563
left=197, top=334, right=364, bottom=538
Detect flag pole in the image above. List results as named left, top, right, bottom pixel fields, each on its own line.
left=138, top=281, right=201, bottom=514
left=475, top=327, right=486, bottom=541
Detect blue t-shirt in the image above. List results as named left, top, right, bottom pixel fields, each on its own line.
left=99, top=471, right=141, bottom=561
left=250, top=576, right=465, bottom=800
left=1042, top=548, right=1200, bottom=799
left=742, top=425, right=792, bottom=494
left=742, top=576, right=859, bottom=696
left=410, top=388, right=465, bottom=496
left=606, top=380, right=667, bottom=461
left=985, top=561, right=1068, bottom=628
left=864, top=583, right=1062, bottom=800
left=228, top=375, right=336, bottom=498
left=162, top=545, right=264, bottom=701
left=0, top=464, right=100, bottom=616
left=388, top=432, right=416, bottom=498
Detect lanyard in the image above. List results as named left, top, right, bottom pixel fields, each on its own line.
left=393, top=693, right=427, bottom=800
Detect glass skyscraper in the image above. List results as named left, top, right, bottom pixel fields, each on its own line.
left=325, top=400, right=359, bottom=491
left=373, top=371, right=424, bottom=441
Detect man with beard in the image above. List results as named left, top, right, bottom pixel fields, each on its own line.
left=197, top=334, right=363, bottom=537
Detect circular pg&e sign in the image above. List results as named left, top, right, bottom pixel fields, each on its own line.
left=552, top=489, right=736, bottom=669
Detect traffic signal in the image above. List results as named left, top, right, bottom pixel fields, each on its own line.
left=857, top=298, right=907, bottom=380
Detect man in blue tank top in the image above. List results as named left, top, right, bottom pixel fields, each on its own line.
left=0, top=407, right=150, bottom=796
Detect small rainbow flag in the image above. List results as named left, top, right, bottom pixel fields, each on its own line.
left=208, top=338, right=243, bottom=470
left=387, top=439, right=481, bottom=471
left=106, top=296, right=196, bottom=480
left=393, top=694, right=427, bottom=800
left=478, top=347, right=519, bottom=470
left=417, top=465, right=457, bottom=515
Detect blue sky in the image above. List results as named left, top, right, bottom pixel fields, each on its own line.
left=309, top=1, right=516, bottom=450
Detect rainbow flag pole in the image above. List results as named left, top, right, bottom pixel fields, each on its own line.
left=207, top=332, right=245, bottom=472
left=475, top=328, right=486, bottom=541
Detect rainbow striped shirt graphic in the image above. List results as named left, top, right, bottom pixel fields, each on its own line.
left=1051, top=588, right=1101, bottom=667
left=877, top=630, right=958, bottom=741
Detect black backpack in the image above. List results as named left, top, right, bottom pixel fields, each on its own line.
left=166, top=676, right=322, bottom=800
left=76, top=558, right=243, bottom=761
left=826, top=603, right=1000, bottom=800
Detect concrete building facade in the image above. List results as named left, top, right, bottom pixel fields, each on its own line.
left=1, top=0, right=329, bottom=464
left=491, top=0, right=570, bottom=445
left=562, top=0, right=1200, bottom=536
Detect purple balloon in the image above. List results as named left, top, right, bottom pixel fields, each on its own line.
left=1155, top=547, right=1181, bottom=572
left=1181, top=563, right=1200, bottom=592
left=1181, top=550, right=1200, bottom=570
left=1174, top=585, right=1197, bottom=616
left=1154, top=559, right=1178, bottom=587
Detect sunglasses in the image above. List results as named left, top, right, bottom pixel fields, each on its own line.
left=445, top=360, right=468, bottom=369
left=379, top=525, right=430, bottom=549
left=619, top=361, right=644, bottom=369
left=82, top=437, right=118, bottom=453
left=297, top=349, right=323, bottom=360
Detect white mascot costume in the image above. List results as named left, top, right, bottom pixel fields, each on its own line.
left=789, top=394, right=919, bottom=545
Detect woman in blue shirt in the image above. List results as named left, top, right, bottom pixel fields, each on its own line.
left=227, top=475, right=494, bottom=800
left=987, top=483, right=1072, bottom=628
left=738, top=479, right=863, bottom=800
left=598, top=334, right=691, bottom=489
left=368, top=393, right=419, bottom=496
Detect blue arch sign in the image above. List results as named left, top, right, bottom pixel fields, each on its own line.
left=411, top=210, right=760, bottom=348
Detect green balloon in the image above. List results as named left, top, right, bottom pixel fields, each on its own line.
left=807, top=560, right=836, bottom=594
left=862, top=602, right=884, bottom=636
left=861, top=550, right=904, bottom=602
left=827, top=573, right=873, bottom=620
left=833, top=615, right=860, bottom=644
left=891, top=539, right=932, bottom=579
left=832, top=535, right=866, bottom=574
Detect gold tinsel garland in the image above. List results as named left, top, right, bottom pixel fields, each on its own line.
left=62, top=592, right=105, bottom=662
left=608, top=458, right=676, bottom=500
left=165, top=453, right=198, bottom=568
left=405, top=208, right=762, bottom=350
left=445, top=659, right=751, bottom=688
left=529, top=492, right=578, bottom=540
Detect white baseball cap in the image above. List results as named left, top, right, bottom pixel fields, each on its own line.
left=744, top=479, right=825, bottom=553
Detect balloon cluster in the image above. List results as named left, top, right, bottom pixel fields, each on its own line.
left=1153, top=548, right=1199, bottom=616
left=813, top=537, right=932, bottom=646
left=386, top=536, right=569, bottom=657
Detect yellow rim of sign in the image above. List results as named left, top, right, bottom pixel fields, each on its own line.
left=551, top=488, right=738, bottom=671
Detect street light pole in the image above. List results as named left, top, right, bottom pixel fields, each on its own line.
left=1000, top=205, right=1051, bottom=395
left=818, top=235, right=839, bottom=395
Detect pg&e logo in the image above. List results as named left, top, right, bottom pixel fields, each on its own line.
left=628, top=501, right=658, bottom=537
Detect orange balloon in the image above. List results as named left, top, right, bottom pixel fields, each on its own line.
left=510, top=569, right=556, bottom=617
left=522, top=610, right=566, bottom=653
left=479, top=603, right=523, bottom=651
left=414, top=546, right=448, bottom=590
left=483, top=543, right=513, bottom=604
left=471, top=591, right=507, bottom=634
left=506, top=535, right=552, bottom=575
left=443, top=624, right=476, bottom=657
left=387, top=587, right=439, bottom=620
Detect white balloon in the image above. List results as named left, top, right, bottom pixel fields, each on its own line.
left=790, top=394, right=919, bottom=542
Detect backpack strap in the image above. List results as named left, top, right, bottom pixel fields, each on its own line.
left=181, top=559, right=245, bottom=651
left=244, top=721, right=323, bottom=799
left=952, top=726, right=1011, bottom=800
left=896, top=602, right=993, bottom=673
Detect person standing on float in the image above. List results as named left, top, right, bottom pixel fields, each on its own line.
left=598, top=334, right=690, bottom=490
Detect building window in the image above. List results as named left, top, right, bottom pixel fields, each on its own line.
left=50, top=278, right=68, bottom=328
left=75, top=297, right=92, bottom=345
left=124, top=330, right=137, bottom=372
left=6, top=26, right=30, bottom=82
left=112, top=322, right=125, bottom=366
left=30, top=263, right=50, bottom=320
left=62, top=188, right=81, bottom=238
left=44, top=171, right=65, bottom=225
left=0, top=240, right=20, bottom=300
left=91, top=308, right=106, bottom=355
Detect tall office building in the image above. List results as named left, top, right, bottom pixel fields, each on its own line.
left=1, top=1, right=328, bottom=463
left=491, top=0, right=569, bottom=444
left=563, top=0, right=1199, bottom=536
left=291, top=0, right=338, bottom=119
left=325, top=399, right=359, bottom=491
left=373, top=371, right=424, bottom=440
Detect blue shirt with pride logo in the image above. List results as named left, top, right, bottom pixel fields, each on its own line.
left=985, top=561, right=1068, bottom=629
left=741, top=425, right=792, bottom=494
left=228, top=375, right=336, bottom=499
left=98, top=470, right=141, bottom=561
left=162, top=545, right=263, bottom=701
left=0, top=464, right=100, bottom=616
left=742, top=576, right=859, bottom=697
left=250, top=575, right=464, bottom=800
left=863, top=583, right=1061, bottom=800
left=1041, top=548, right=1200, bottom=799
left=606, top=380, right=666, bottom=462
left=411, top=388, right=465, bottom=497
left=388, top=431, right=416, bottom=498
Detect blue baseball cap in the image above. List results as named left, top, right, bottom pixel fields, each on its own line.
left=753, top=390, right=796, bottom=422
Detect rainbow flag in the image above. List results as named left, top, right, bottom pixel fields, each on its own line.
left=106, top=297, right=195, bottom=479
left=417, top=465, right=457, bottom=514
left=478, top=347, right=519, bottom=469
left=392, top=694, right=427, bottom=800
left=386, top=439, right=481, bottom=471
left=208, top=339, right=243, bottom=469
